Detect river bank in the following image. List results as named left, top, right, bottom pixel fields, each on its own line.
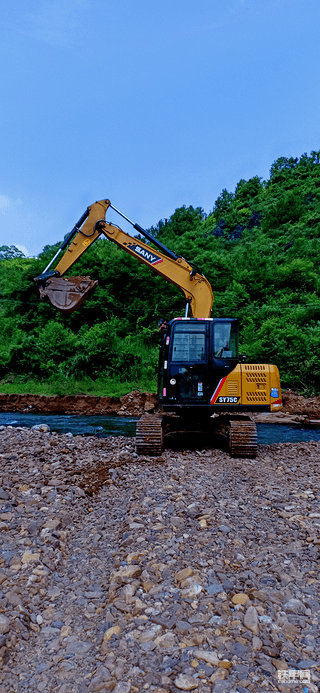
left=0, top=389, right=319, bottom=423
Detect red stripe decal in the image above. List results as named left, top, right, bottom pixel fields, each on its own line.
left=210, top=376, right=227, bottom=404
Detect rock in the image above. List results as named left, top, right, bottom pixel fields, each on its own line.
left=0, top=614, right=10, bottom=634
left=175, top=567, right=193, bottom=581
left=231, top=592, right=249, bottom=605
left=243, top=606, right=259, bottom=635
left=155, top=632, right=176, bottom=649
left=206, top=582, right=224, bottom=596
left=252, top=636, right=262, bottom=650
left=218, top=525, right=231, bottom=533
left=297, top=659, right=318, bottom=668
left=218, top=660, right=232, bottom=669
left=65, top=641, right=93, bottom=655
left=211, top=680, right=232, bottom=692
left=21, top=552, right=40, bottom=564
left=174, top=673, right=199, bottom=690
left=139, top=624, right=162, bottom=643
left=283, top=598, right=306, bottom=615
left=112, top=565, right=142, bottom=583
left=113, top=683, right=131, bottom=693
left=103, top=626, right=121, bottom=641
left=193, top=649, right=219, bottom=666
left=180, top=578, right=203, bottom=598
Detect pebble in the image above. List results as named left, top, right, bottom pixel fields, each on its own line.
left=0, top=614, right=10, bottom=634
left=174, top=673, right=199, bottom=690
left=231, top=592, right=248, bottom=605
left=0, top=425, right=320, bottom=693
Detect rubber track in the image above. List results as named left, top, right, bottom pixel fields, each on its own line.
left=229, top=420, right=257, bottom=458
left=136, top=415, right=163, bottom=456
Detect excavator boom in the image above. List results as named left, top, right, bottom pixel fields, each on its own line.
left=35, top=199, right=213, bottom=318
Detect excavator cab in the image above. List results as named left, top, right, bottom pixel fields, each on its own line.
left=158, top=318, right=239, bottom=411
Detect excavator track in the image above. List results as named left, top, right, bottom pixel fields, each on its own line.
left=228, top=419, right=257, bottom=458
left=136, top=415, right=163, bottom=456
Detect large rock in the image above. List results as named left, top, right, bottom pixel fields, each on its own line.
left=243, top=605, right=259, bottom=635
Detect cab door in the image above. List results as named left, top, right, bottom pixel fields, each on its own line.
left=167, top=321, right=209, bottom=403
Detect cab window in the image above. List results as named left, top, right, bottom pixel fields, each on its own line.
left=214, top=322, right=238, bottom=359
left=171, top=323, right=206, bottom=362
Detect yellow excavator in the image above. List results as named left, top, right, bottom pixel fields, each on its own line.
left=35, top=199, right=282, bottom=457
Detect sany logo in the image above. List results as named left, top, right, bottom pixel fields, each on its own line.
left=128, top=244, right=163, bottom=265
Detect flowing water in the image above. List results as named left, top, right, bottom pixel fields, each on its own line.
left=1, top=412, right=320, bottom=445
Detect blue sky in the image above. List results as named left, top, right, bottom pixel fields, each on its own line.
left=1, top=0, right=320, bottom=257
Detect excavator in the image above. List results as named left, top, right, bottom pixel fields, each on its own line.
left=35, top=199, right=282, bottom=457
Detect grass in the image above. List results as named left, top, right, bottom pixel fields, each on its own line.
left=0, top=375, right=157, bottom=397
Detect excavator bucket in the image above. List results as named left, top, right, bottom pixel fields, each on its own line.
left=38, top=276, right=98, bottom=314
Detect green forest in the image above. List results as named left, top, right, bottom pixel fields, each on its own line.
left=1, top=150, right=320, bottom=396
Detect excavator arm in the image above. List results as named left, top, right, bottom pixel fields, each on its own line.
left=35, top=199, right=214, bottom=318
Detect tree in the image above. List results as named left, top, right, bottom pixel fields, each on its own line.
left=0, top=245, right=25, bottom=260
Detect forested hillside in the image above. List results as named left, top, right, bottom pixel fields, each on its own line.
left=1, top=150, right=320, bottom=395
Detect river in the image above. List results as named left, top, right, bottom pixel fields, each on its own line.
left=1, top=412, right=320, bottom=445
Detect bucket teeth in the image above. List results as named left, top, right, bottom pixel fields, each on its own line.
left=136, top=415, right=163, bottom=456
left=38, top=276, right=98, bottom=314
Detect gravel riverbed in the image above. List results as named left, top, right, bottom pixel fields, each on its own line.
left=0, top=425, right=319, bottom=693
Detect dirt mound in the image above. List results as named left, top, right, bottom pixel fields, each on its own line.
left=0, top=390, right=157, bottom=416
left=282, top=389, right=320, bottom=417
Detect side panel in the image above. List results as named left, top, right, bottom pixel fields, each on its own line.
left=240, top=364, right=270, bottom=406
left=210, top=363, right=283, bottom=411
left=210, top=364, right=242, bottom=405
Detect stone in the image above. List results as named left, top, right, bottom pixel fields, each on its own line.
left=155, top=632, right=176, bottom=649
left=193, top=649, right=219, bottom=666
left=252, top=636, right=262, bottom=650
left=231, top=593, right=249, bottom=605
left=21, top=552, right=40, bottom=564
left=271, top=659, right=288, bottom=671
left=5, top=590, right=22, bottom=606
left=206, top=582, right=224, bottom=595
left=112, top=683, right=131, bottom=693
left=218, top=525, right=231, bottom=533
left=0, top=614, right=10, bottom=634
left=218, top=660, right=232, bottom=669
left=65, top=641, right=93, bottom=656
left=175, top=567, right=193, bottom=581
left=139, top=624, right=162, bottom=643
left=103, top=626, right=121, bottom=641
left=243, top=606, right=259, bottom=635
left=283, top=598, right=306, bottom=615
left=174, top=673, right=199, bottom=690
left=211, top=680, right=232, bottom=692
left=112, top=565, right=142, bottom=583
left=180, top=578, right=203, bottom=598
